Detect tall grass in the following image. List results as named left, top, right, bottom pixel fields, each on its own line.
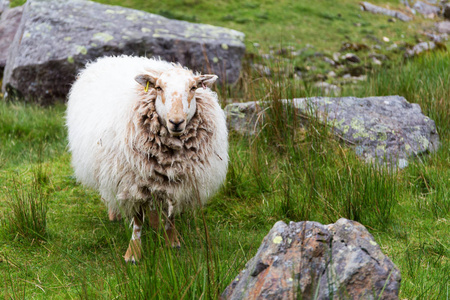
left=2, top=163, right=49, bottom=242
left=0, top=51, right=448, bottom=299
left=351, top=52, right=450, bottom=139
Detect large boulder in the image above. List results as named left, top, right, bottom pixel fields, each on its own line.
left=222, top=219, right=401, bottom=299
left=225, top=96, right=439, bottom=168
left=2, top=0, right=245, bottom=104
left=0, top=5, right=23, bottom=74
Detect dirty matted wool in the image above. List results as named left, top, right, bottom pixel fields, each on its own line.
left=96, top=87, right=227, bottom=218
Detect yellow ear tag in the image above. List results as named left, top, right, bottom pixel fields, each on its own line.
left=144, top=81, right=149, bottom=93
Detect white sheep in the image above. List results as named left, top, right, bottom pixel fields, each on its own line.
left=66, top=55, right=229, bottom=262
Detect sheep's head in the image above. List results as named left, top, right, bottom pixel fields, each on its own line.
left=135, top=68, right=217, bottom=137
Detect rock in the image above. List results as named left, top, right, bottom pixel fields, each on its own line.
left=323, top=56, right=336, bottom=66
left=328, top=70, right=337, bottom=77
left=341, top=53, right=361, bottom=63
left=387, top=43, right=399, bottom=51
left=0, top=0, right=9, bottom=15
left=413, top=1, right=440, bottom=18
left=252, top=64, right=271, bottom=77
left=360, top=2, right=412, bottom=22
left=2, top=0, right=245, bottom=104
left=0, top=6, right=23, bottom=74
left=222, top=219, right=401, bottom=299
left=423, top=31, right=448, bottom=43
left=436, top=21, right=450, bottom=34
left=224, top=96, right=439, bottom=168
left=371, top=56, right=382, bottom=65
left=444, top=3, right=450, bottom=20
left=314, top=82, right=341, bottom=96
left=341, top=42, right=369, bottom=52
left=405, top=41, right=436, bottom=57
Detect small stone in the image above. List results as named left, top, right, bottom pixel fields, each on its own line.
left=328, top=70, right=337, bottom=77
left=387, top=43, right=398, bottom=51
left=332, top=52, right=341, bottom=62
left=323, top=56, right=336, bottom=66
left=383, top=36, right=390, bottom=42
left=371, top=57, right=382, bottom=65
left=341, top=53, right=361, bottom=63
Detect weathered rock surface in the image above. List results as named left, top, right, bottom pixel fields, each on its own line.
left=0, top=5, right=23, bottom=73
left=405, top=41, right=436, bottom=57
left=2, top=0, right=245, bottom=104
left=413, top=1, right=440, bottom=18
left=360, top=2, right=412, bottom=22
left=222, top=218, right=401, bottom=299
left=225, top=96, right=439, bottom=168
left=0, top=0, right=9, bottom=16
left=436, top=20, right=450, bottom=33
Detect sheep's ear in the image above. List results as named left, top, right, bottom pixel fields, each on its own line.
left=195, top=74, right=218, bottom=88
left=134, top=71, right=159, bottom=88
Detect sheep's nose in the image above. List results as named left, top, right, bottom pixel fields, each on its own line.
left=169, top=119, right=185, bottom=127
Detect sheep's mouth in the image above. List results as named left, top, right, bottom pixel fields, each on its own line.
left=169, top=129, right=184, bottom=137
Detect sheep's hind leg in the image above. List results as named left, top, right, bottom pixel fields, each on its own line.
left=148, top=209, right=180, bottom=248
left=164, top=215, right=180, bottom=249
left=108, top=208, right=122, bottom=221
left=124, top=212, right=143, bottom=263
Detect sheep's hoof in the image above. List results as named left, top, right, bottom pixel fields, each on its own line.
left=109, top=210, right=122, bottom=221
left=124, top=239, right=142, bottom=263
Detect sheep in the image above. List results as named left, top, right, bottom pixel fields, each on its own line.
left=66, top=55, right=229, bottom=262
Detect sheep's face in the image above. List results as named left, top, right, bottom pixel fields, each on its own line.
left=135, top=68, right=217, bottom=137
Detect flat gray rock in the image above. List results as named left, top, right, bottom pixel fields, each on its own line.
left=360, top=2, right=412, bottom=22
left=222, top=219, right=401, bottom=299
left=225, top=96, right=440, bottom=168
left=2, top=0, right=245, bottom=104
left=436, top=21, right=450, bottom=34
left=0, top=5, right=23, bottom=73
left=413, top=1, right=440, bottom=18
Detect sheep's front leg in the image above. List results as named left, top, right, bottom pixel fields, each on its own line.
left=124, top=213, right=143, bottom=263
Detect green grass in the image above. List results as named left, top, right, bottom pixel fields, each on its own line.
left=2, top=0, right=450, bottom=298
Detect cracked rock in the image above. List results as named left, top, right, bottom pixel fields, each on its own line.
left=222, top=219, right=401, bottom=299
left=224, top=96, right=439, bottom=168
left=2, top=0, right=245, bottom=104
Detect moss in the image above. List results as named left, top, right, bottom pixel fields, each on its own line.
left=93, top=32, right=114, bottom=43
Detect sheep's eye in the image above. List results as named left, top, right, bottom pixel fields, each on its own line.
left=191, top=86, right=197, bottom=91
left=155, top=86, right=162, bottom=91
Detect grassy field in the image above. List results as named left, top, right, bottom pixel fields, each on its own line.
left=2, top=0, right=450, bottom=299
